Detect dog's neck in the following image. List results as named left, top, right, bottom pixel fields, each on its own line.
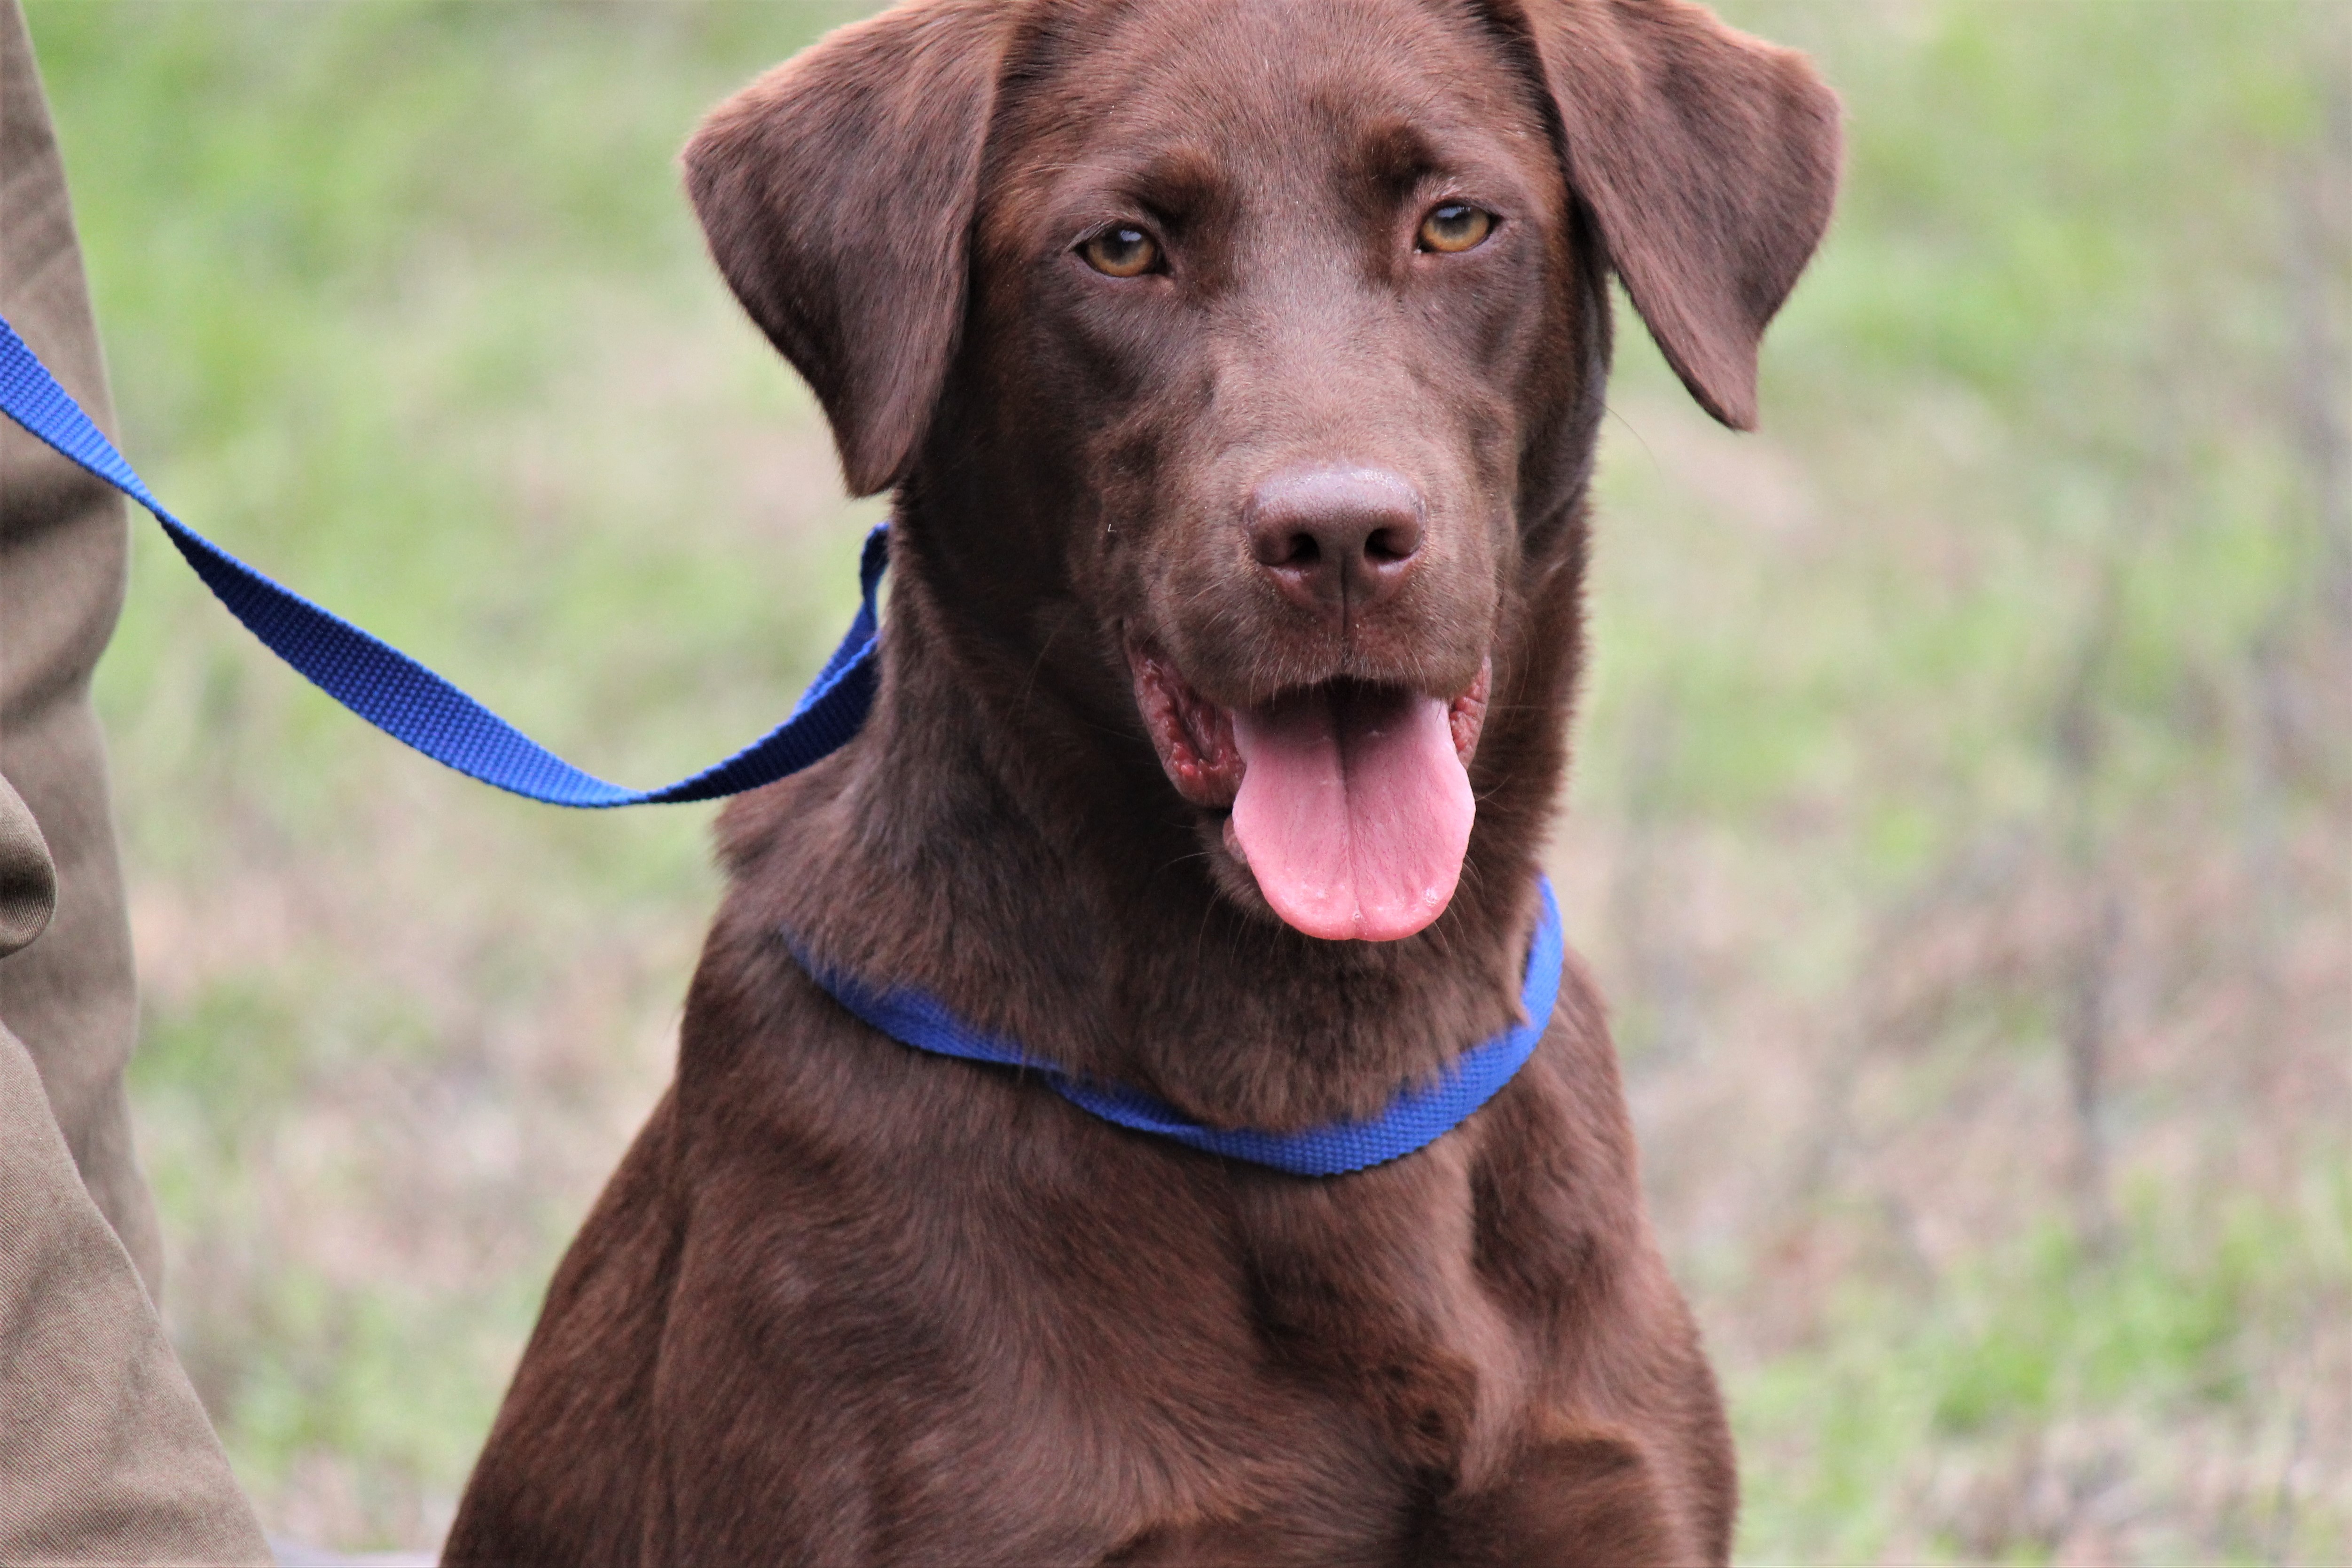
left=717, top=495, right=1590, bottom=1133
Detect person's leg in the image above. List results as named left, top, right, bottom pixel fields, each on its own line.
left=0, top=3, right=269, bottom=1560
left=0, top=776, right=264, bottom=1562
left=0, top=773, right=266, bottom=1563
left=0, top=0, right=156, bottom=1297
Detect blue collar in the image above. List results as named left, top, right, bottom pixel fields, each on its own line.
left=786, top=877, right=1562, bottom=1177
left=0, top=312, right=1562, bottom=1175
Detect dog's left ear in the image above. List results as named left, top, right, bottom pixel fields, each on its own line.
left=684, top=0, right=1013, bottom=496
left=1499, top=0, right=1841, bottom=430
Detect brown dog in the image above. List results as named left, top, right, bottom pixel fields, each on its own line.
left=446, top=0, right=1835, bottom=1561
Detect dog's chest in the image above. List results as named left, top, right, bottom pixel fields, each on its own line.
left=790, top=1136, right=1542, bottom=1561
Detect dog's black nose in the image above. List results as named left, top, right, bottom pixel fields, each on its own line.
left=1246, top=467, right=1425, bottom=615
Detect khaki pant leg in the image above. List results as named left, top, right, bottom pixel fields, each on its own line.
left=0, top=0, right=159, bottom=1296
left=0, top=1018, right=268, bottom=1566
left=0, top=776, right=265, bottom=1563
left=0, top=6, right=271, bottom=1562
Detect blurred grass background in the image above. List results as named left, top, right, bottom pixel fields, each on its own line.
left=23, top=0, right=2350, bottom=1560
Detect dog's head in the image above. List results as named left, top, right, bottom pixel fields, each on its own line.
left=688, top=0, right=1836, bottom=945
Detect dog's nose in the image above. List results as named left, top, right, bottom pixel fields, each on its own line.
left=1246, top=467, right=1425, bottom=615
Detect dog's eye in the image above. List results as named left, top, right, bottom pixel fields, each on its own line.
left=1416, top=203, right=1495, bottom=254
left=1081, top=226, right=1160, bottom=278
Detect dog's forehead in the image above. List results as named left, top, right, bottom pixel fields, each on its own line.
left=995, top=0, right=1550, bottom=212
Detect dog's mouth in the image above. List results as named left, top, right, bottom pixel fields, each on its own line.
left=1128, top=642, right=1489, bottom=943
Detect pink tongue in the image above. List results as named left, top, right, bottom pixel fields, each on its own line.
left=1230, top=687, right=1474, bottom=942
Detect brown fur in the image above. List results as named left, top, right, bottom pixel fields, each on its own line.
left=446, top=0, right=1836, bottom=1561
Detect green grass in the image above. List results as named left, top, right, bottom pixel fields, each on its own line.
left=1736, top=1175, right=2351, bottom=1562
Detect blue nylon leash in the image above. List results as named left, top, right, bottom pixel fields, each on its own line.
left=0, top=308, right=1562, bottom=1175
left=0, top=312, right=883, bottom=806
left=788, top=877, right=1563, bottom=1176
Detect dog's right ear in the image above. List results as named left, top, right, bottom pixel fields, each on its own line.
left=684, top=0, right=1012, bottom=497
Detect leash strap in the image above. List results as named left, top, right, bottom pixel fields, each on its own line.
left=0, top=312, right=883, bottom=806
left=789, top=877, right=1564, bottom=1176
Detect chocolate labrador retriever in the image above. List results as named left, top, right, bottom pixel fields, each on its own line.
left=446, top=0, right=1836, bottom=1561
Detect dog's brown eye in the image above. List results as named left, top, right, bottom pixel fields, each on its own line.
left=1082, top=226, right=1160, bottom=278
left=1417, top=203, right=1494, bottom=254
